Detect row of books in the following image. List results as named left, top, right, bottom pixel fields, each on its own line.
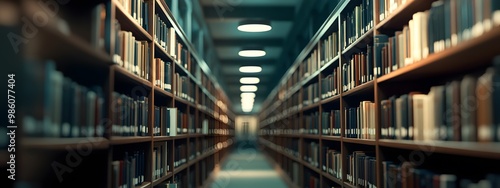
left=382, top=161, right=500, bottom=188
left=154, top=58, right=172, bottom=91
left=321, top=110, right=342, bottom=136
left=174, top=144, right=187, bottom=168
left=154, top=13, right=176, bottom=55
left=342, top=50, right=374, bottom=92
left=174, top=73, right=195, bottom=103
left=375, top=0, right=500, bottom=77
left=321, top=67, right=340, bottom=99
left=302, top=49, right=321, bottom=79
left=347, top=151, right=376, bottom=188
left=111, top=150, right=146, bottom=188
left=22, top=61, right=106, bottom=138
left=153, top=144, right=168, bottom=180
left=378, top=0, right=406, bottom=22
left=345, top=101, right=376, bottom=139
left=304, top=142, right=320, bottom=168
left=380, top=61, right=500, bottom=142
left=340, top=0, right=373, bottom=51
left=116, top=0, right=149, bottom=30
left=323, top=148, right=342, bottom=179
left=319, top=32, right=340, bottom=66
left=111, top=92, right=149, bottom=137
left=304, top=112, right=320, bottom=135
left=305, top=171, right=320, bottom=188
left=115, top=30, right=151, bottom=80
left=303, top=83, right=320, bottom=106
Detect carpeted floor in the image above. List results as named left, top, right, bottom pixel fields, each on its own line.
left=209, top=144, right=288, bottom=188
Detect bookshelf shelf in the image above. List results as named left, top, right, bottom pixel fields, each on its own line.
left=260, top=1, right=500, bottom=188
left=22, top=137, right=109, bottom=149
left=302, top=160, right=322, bottom=174
left=114, top=0, right=153, bottom=42
left=342, top=80, right=375, bottom=97
left=302, top=134, right=320, bottom=139
left=378, top=140, right=500, bottom=159
left=154, top=42, right=176, bottom=62
left=321, top=94, right=341, bottom=105
left=135, top=181, right=151, bottom=188
left=153, top=136, right=175, bottom=141
left=113, top=65, right=153, bottom=88
left=301, top=102, right=320, bottom=112
left=341, top=28, right=374, bottom=56
left=322, top=135, right=341, bottom=142
left=321, top=172, right=343, bottom=185
left=343, top=182, right=357, bottom=188
left=152, top=172, right=174, bottom=186
left=110, top=136, right=152, bottom=145
left=375, top=0, right=433, bottom=31
left=34, top=26, right=113, bottom=69
left=377, top=25, right=500, bottom=83
left=342, top=138, right=376, bottom=146
left=154, top=86, right=174, bottom=98
left=17, top=0, right=234, bottom=187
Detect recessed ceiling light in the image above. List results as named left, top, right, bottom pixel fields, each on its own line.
left=239, top=66, right=262, bottom=73
left=238, top=49, right=266, bottom=57
left=242, top=108, right=252, bottom=112
left=241, top=98, right=255, bottom=103
left=240, top=85, right=258, bottom=92
left=241, top=93, right=256, bottom=98
left=240, top=77, right=260, bottom=84
left=238, top=20, right=272, bottom=32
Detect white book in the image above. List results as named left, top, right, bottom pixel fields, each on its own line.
left=412, top=94, right=428, bottom=141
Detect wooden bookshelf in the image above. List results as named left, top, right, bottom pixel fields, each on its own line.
left=259, top=0, right=500, bottom=188
left=16, top=0, right=234, bottom=187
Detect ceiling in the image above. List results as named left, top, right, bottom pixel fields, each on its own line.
left=199, top=0, right=305, bottom=114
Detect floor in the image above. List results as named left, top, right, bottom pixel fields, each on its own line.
left=208, top=141, right=288, bottom=188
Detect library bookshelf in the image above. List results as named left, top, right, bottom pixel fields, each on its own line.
left=259, top=0, right=500, bottom=188
left=4, top=0, right=234, bottom=187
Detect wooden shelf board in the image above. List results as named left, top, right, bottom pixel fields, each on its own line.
left=110, top=136, right=151, bottom=145
left=153, top=136, right=175, bottom=141
left=174, top=162, right=189, bottom=173
left=301, top=102, right=320, bottom=112
left=302, top=134, right=321, bottom=139
left=377, top=25, right=500, bottom=83
left=302, top=71, right=320, bottom=86
left=375, top=0, right=433, bottom=31
left=321, top=94, right=341, bottom=105
left=135, top=181, right=151, bottom=188
left=341, top=28, right=374, bottom=55
left=342, top=138, right=376, bottom=146
left=321, top=172, right=343, bottom=185
left=22, top=137, right=109, bottom=149
left=343, top=182, right=357, bottom=188
left=152, top=172, right=174, bottom=186
left=154, top=42, right=176, bottom=62
left=322, top=135, right=342, bottom=141
left=35, top=25, right=113, bottom=70
left=341, top=80, right=375, bottom=97
left=114, top=0, right=152, bottom=42
left=278, top=134, right=301, bottom=138
left=113, top=65, right=153, bottom=88
left=174, top=96, right=196, bottom=108
left=302, top=160, right=322, bottom=174
left=319, top=56, right=341, bottom=73
left=154, top=86, right=174, bottom=98
left=170, top=134, right=190, bottom=139
left=378, top=139, right=500, bottom=159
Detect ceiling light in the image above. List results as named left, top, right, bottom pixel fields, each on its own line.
left=241, top=98, right=255, bottom=103
left=238, top=20, right=272, bottom=32
left=239, top=66, right=262, bottom=73
left=240, top=77, right=260, bottom=84
left=242, top=108, right=252, bottom=112
left=238, top=49, right=266, bottom=57
left=241, top=93, right=256, bottom=98
left=240, top=85, right=258, bottom=92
